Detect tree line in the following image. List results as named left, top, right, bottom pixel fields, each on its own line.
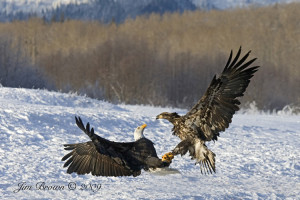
left=0, top=3, right=299, bottom=111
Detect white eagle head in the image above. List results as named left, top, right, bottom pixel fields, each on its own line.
left=134, top=124, right=147, bottom=141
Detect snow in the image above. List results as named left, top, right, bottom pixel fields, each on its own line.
left=0, top=87, right=299, bottom=199
left=1, top=0, right=300, bottom=14
left=0, top=0, right=89, bottom=14
left=192, top=0, right=300, bottom=10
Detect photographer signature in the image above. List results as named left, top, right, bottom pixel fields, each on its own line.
left=13, top=182, right=102, bottom=193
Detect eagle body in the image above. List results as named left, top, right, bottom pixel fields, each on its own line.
left=62, top=117, right=171, bottom=177
left=171, top=116, right=204, bottom=141
left=157, top=47, right=259, bottom=174
left=122, top=137, right=166, bottom=170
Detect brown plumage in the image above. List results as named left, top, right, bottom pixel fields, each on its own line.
left=62, top=116, right=172, bottom=177
left=156, top=47, right=259, bottom=174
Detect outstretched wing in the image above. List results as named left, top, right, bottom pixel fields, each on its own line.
left=62, top=142, right=140, bottom=176
left=74, top=116, right=136, bottom=153
left=61, top=117, right=141, bottom=177
left=185, top=47, right=259, bottom=141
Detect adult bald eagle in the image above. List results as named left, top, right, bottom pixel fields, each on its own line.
left=62, top=116, right=174, bottom=177
left=156, top=47, right=259, bottom=174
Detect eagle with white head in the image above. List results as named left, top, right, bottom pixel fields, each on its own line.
left=62, top=117, right=174, bottom=177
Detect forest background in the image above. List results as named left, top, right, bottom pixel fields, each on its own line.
left=0, top=3, right=299, bottom=111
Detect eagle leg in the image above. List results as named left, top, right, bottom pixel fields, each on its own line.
left=171, top=139, right=192, bottom=156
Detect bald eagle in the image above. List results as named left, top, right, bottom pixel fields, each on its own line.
left=156, top=47, right=259, bottom=174
left=62, top=116, right=174, bottom=177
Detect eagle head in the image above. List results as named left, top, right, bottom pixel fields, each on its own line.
left=156, top=112, right=180, bottom=122
left=134, top=124, right=147, bottom=141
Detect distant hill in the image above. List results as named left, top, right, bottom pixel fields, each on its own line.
left=0, top=0, right=299, bottom=23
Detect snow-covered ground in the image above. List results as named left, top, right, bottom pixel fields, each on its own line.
left=0, top=87, right=299, bottom=199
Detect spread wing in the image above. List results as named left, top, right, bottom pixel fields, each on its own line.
left=184, top=47, right=259, bottom=141
left=74, top=116, right=136, bottom=153
left=61, top=117, right=141, bottom=177
left=62, top=142, right=139, bottom=177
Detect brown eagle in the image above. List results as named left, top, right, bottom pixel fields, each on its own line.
left=62, top=116, right=174, bottom=177
left=156, top=47, right=259, bottom=174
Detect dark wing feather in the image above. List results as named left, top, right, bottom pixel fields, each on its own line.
left=62, top=142, right=138, bottom=176
left=184, top=47, right=259, bottom=141
left=61, top=117, right=142, bottom=177
left=75, top=116, right=137, bottom=155
left=62, top=117, right=166, bottom=176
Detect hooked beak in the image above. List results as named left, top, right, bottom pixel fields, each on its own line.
left=141, top=124, right=147, bottom=129
left=156, top=114, right=163, bottom=120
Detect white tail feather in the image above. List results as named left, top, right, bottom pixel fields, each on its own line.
left=194, top=140, right=216, bottom=174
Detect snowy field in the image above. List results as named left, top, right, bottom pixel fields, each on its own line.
left=0, top=87, right=299, bottom=199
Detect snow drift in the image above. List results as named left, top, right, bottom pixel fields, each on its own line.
left=0, top=87, right=299, bottom=199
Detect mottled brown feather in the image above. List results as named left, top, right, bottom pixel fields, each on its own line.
left=184, top=47, right=259, bottom=141
left=157, top=47, right=259, bottom=174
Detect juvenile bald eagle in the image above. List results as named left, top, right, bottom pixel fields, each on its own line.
left=156, top=47, right=259, bottom=174
left=62, top=116, right=174, bottom=177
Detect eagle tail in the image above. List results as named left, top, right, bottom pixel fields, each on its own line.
left=172, top=139, right=216, bottom=174
left=194, top=140, right=216, bottom=174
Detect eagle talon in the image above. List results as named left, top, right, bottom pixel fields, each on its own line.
left=162, top=152, right=174, bottom=163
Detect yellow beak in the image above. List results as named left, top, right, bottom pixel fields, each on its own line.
left=141, top=124, right=147, bottom=129
left=156, top=114, right=163, bottom=119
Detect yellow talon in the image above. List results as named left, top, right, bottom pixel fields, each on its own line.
left=162, top=152, right=174, bottom=162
